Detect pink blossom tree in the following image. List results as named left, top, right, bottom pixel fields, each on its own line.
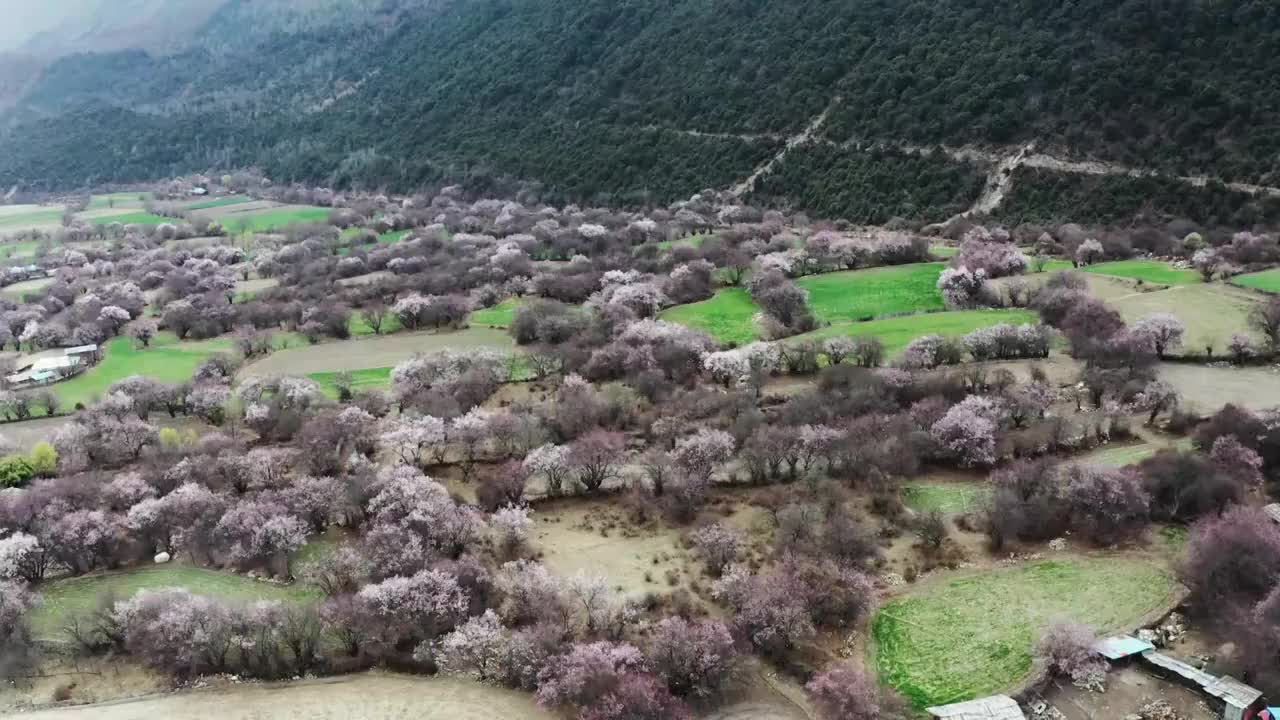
left=671, top=429, right=734, bottom=483
left=1132, top=313, right=1185, bottom=359
left=357, top=569, right=469, bottom=647
left=1210, top=435, right=1264, bottom=487
left=1035, top=620, right=1107, bottom=690
left=570, top=431, right=627, bottom=493
left=805, top=665, right=884, bottom=720
left=0, top=532, right=50, bottom=582
left=1064, top=464, right=1149, bottom=545
left=1181, top=506, right=1280, bottom=616
left=931, top=395, right=1004, bottom=466
left=690, top=523, right=743, bottom=576
left=215, top=500, right=309, bottom=577
left=647, top=617, right=737, bottom=699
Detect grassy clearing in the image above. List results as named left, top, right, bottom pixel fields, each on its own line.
left=1233, top=267, right=1280, bottom=293
left=348, top=312, right=404, bottom=336
left=659, top=287, right=759, bottom=345
left=873, top=557, right=1178, bottom=708
left=929, top=244, right=959, bottom=258
left=91, top=212, right=171, bottom=226
left=1159, top=362, right=1280, bottom=412
left=0, top=240, right=41, bottom=261
left=0, top=208, right=63, bottom=229
left=223, top=206, right=331, bottom=233
left=31, top=566, right=320, bottom=640
left=1082, top=260, right=1200, bottom=285
left=89, top=192, right=149, bottom=209
left=470, top=298, right=526, bottom=328
left=53, top=333, right=234, bottom=408
left=183, top=196, right=254, bottom=211
left=232, top=277, right=279, bottom=303
left=901, top=482, right=991, bottom=514
left=1110, top=284, right=1260, bottom=354
left=797, top=263, right=945, bottom=323
left=1084, top=437, right=1195, bottom=467
left=239, top=328, right=516, bottom=378
left=310, top=367, right=394, bottom=398
left=656, top=234, right=707, bottom=251
left=788, top=309, right=1038, bottom=357
left=2, top=277, right=53, bottom=300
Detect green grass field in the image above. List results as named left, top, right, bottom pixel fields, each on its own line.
left=31, top=566, right=320, bottom=641
left=1082, top=260, right=1200, bottom=285
left=183, top=196, right=254, bottom=211
left=1233, top=268, right=1280, bottom=293
left=470, top=298, right=525, bottom=328
left=0, top=208, right=64, bottom=229
left=656, top=234, right=708, bottom=251
left=88, top=192, right=149, bottom=209
left=93, top=212, right=172, bottom=226
left=310, top=367, right=394, bottom=398
left=788, top=309, right=1038, bottom=357
left=797, top=263, right=946, bottom=323
left=0, top=240, right=41, bottom=261
left=901, top=482, right=992, bottom=514
left=659, top=287, right=760, bottom=345
left=53, top=333, right=234, bottom=408
left=1084, top=437, right=1195, bottom=467
left=873, top=557, right=1178, bottom=708
left=224, top=207, right=331, bottom=233
left=929, top=245, right=959, bottom=258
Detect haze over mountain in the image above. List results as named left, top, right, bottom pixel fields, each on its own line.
left=2, top=0, right=1280, bottom=226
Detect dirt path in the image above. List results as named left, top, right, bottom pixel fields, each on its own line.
left=728, top=97, right=840, bottom=198
left=13, top=669, right=813, bottom=720
left=13, top=674, right=554, bottom=720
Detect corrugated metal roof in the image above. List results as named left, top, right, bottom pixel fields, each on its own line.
left=1265, top=503, right=1280, bottom=525
left=927, top=695, right=1026, bottom=720
left=1095, top=635, right=1154, bottom=660
left=63, top=344, right=98, bottom=355
left=31, top=356, right=77, bottom=372
left=1205, top=676, right=1264, bottom=708
left=1143, top=652, right=1218, bottom=689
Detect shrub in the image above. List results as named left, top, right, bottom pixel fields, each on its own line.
left=0, top=455, right=34, bottom=488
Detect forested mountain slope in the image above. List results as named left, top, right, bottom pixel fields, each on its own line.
left=4, top=0, right=1280, bottom=224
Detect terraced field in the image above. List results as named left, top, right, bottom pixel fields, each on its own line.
left=873, top=557, right=1179, bottom=708
left=1233, top=267, right=1280, bottom=293
left=659, top=288, right=760, bottom=345
left=53, top=333, right=235, bottom=408
left=787, top=309, right=1038, bottom=357
left=30, top=566, right=319, bottom=641
left=796, top=262, right=945, bottom=323
left=239, top=328, right=516, bottom=379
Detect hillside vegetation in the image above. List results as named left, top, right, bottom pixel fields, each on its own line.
left=4, top=0, right=1280, bottom=221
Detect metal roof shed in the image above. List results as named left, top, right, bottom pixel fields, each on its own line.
left=927, top=695, right=1026, bottom=720
left=1204, top=676, right=1264, bottom=720
left=1095, top=635, right=1155, bottom=661
left=1265, top=503, right=1280, bottom=525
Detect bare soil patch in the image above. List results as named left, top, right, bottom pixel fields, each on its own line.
left=1038, top=665, right=1218, bottom=720
left=12, top=673, right=554, bottom=720
left=531, top=499, right=693, bottom=598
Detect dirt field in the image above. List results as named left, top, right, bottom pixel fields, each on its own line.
left=532, top=501, right=692, bottom=597
left=1038, top=665, right=1218, bottom=720
left=237, top=328, right=516, bottom=378
left=1159, top=362, right=1280, bottom=412
left=12, top=674, right=554, bottom=720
